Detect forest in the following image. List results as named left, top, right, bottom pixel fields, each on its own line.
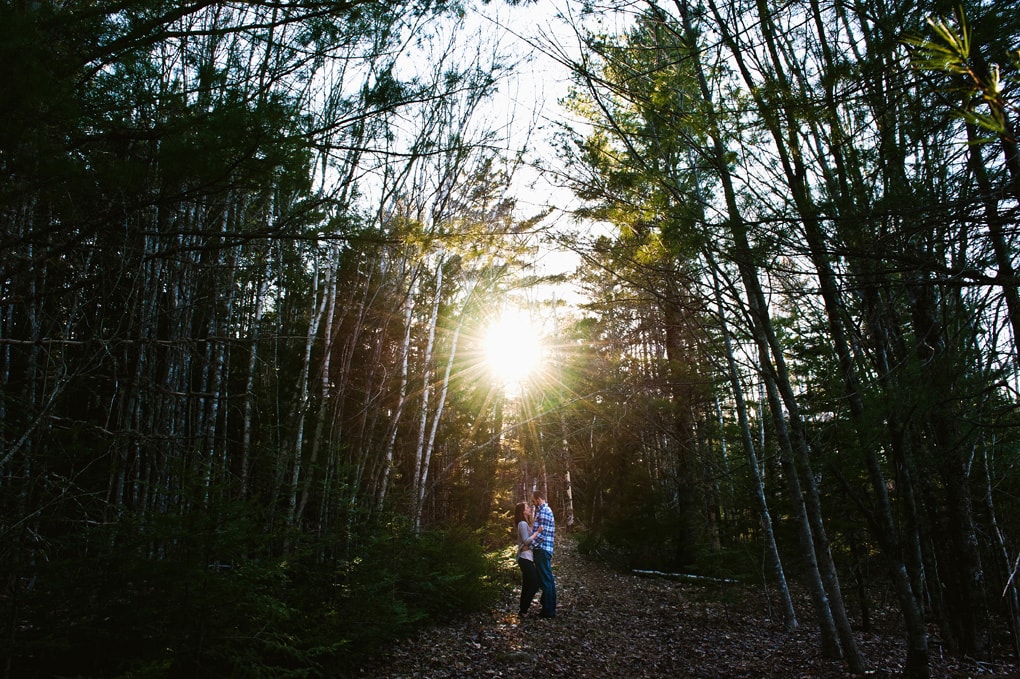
left=1, top=0, right=1018, bottom=677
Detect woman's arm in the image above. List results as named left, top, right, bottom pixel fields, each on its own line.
left=517, top=521, right=530, bottom=545
left=518, top=521, right=541, bottom=545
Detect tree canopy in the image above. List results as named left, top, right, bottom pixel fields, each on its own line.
left=2, top=0, right=1019, bottom=677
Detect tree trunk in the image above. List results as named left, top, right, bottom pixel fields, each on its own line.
left=240, top=265, right=270, bottom=499
left=662, top=299, right=700, bottom=565
left=411, top=252, right=444, bottom=530
left=966, top=121, right=1020, bottom=362
left=982, top=442, right=1020, bottom=662
left=377, top=268, right=418, bottom=512
left=297, top=243, right=341, bottom=526
left=739, top=0, right=931, bottom=664
left=287, top=255, right=334, bottom=528
left=414, top=278, right=468, bottom=530
left=709, top=256, right=798, bottom=632
left=681, top=1, right=844, bottom=660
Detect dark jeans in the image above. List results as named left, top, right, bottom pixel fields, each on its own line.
left=534, top=548, right=556, bottom=617
left=517, top=557, right=540, bottom=615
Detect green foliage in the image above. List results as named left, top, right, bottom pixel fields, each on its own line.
left=691, top=543, right=758, bottom=584
left=575, top=479, right=690, bottom=572
left=5, top=510, right=503, bottom=678
left=905, top=7, right=1019, bottom=135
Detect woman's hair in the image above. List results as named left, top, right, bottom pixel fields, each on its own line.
left=514, top=501, right=527, bottom=525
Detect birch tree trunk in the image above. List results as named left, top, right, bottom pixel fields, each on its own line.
left=297, top=243, right=341, bottom=526
left=709, top=255, right=797, bottom=632
left=711, top=0, right=928, bottom=668
left=287, top=255, right=335, bottom=528
left=240, top=263, right=270, bottom=499
left=411, top=251, right=444, bottom=528
left=678, top=1, right=846, bottom=660
left=560, top=414, right=576, bottom=529
left=377, top=278, right=416, bottom=512
left=414, top=292, right=465, bottom=530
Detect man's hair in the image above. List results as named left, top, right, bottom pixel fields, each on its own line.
left=531, top=490, right=544, bottom=503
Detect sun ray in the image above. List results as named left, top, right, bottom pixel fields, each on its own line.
left=483, top=309, right=545, bottom=389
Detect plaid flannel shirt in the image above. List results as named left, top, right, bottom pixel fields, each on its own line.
left=531, top=502, right=555, bottom=555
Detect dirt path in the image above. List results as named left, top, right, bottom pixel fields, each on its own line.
left=356, top=537, right=1018, bottom=678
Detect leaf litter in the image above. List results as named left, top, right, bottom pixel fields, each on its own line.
left=357, top=538, right=1018, bottom=678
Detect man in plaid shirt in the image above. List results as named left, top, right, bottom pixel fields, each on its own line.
left=531, top=490, right=556, bottom=618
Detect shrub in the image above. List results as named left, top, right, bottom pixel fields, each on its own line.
left=5, top=512, right=504, bottom=678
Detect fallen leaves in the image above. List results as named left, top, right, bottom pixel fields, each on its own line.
left=357, top=538, right=1018, bottom=678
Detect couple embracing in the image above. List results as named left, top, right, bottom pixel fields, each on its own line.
left=514, top=490, right=556, bottom=619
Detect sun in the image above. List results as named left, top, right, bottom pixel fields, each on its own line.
left=483, top=310, right=544, bottom=387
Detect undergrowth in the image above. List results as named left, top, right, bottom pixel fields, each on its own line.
left=5, top=513, right=507, bottom=678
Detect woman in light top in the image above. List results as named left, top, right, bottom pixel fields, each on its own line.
left=514, top=501, right=543, bottom=618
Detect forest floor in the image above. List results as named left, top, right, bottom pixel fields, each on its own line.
left=356, top=536, right=1019, bottom=678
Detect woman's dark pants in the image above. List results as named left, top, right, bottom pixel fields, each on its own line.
left=517, top=557, right=540, bottom=615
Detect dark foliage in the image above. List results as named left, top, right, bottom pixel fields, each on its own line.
left=5, top=513, right=502, bottom=678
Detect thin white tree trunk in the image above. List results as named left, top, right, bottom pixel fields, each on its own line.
left=560, top=415, right=575, bottom=529
left=709, top=256, right=797, bottom=631
left=240, top=264, right=270, bottom=498
left=297, top=244, right=340, bottom=525
left=410, top=252, right=444, bottom=526
left=414, top=272, right=476, bottom=529
left=287, top=255, right=334, bottom=527
left=377, top=265, right=419, bottom=512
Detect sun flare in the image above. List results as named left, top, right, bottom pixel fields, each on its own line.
left=484, top=310, right=544, bottom=387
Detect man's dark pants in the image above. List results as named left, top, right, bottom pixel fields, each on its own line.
left=534, top=547, right=556, bottom=617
